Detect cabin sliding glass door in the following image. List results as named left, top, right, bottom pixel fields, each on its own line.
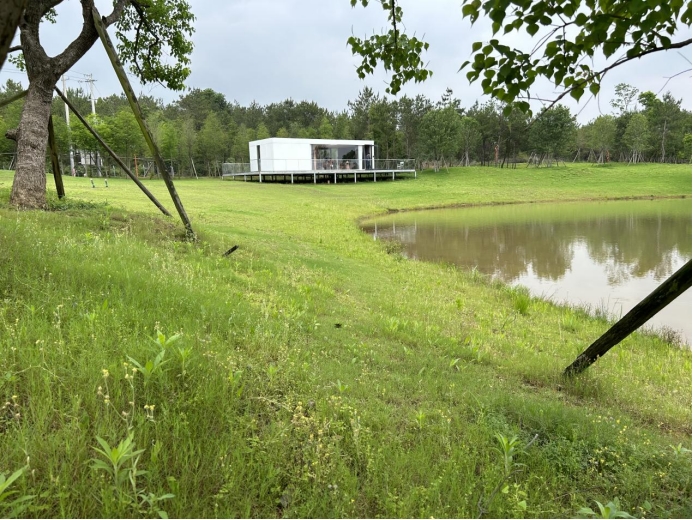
left=311, top=145, right=360, bottom=170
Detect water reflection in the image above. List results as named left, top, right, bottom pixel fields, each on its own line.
left=362, top=199, right=692, bottom=343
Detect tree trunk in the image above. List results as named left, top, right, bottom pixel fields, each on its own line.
left=0, top=0, right=26, bottom=68
left=10, top=80, right=55, bottom=208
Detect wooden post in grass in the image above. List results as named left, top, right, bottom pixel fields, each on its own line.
left=47, top=115, right=65, bottom=199
left=54, top=86, right=172, bottom=217
left=564, top=260, right=692, bottom=376
left=91, top=7, right=194, bottom=239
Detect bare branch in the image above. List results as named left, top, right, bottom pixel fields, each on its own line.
left=8, top=45, right=22, bottom=53
left=657, top=68, right=693, bottom=95
left=537, top=38, right=692, bottom=117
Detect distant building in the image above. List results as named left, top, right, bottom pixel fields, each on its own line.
left=249, top=138, right=375, bottom=172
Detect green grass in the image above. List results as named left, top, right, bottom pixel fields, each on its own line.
left=0, top=163, right=691, bottom=518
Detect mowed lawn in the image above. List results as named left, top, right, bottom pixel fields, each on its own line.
left=0, top=163, right=691, bottom=518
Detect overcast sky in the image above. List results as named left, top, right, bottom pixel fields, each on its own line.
left=2, top=0, right=691, bottom=123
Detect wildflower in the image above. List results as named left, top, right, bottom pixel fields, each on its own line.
left=102, top=369, right=110, bottom=379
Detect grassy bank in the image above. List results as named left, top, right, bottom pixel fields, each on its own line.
left=0, top=163, right=691, bottom=518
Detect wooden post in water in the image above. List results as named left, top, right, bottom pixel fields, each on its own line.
left=91, top=7, right=194, bottom=239
left=564, top=260, right=692, bottom=376
left=55, top=87, right=171, bottom=217
left=47, top=115, right=65, bottom=199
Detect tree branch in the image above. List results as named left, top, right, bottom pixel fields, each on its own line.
left=8, top=45, right=22, bottom=53
left=103, top=0, right=129, bottom=26
left=537, top=38, right=692, bottom=116
left=657, top=67, right=693, bottom=95
left=38, top=0, right=63, bottom=19
left=50, top=0, right=128, bottom=78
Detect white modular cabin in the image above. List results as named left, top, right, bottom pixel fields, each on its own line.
left=249, top=138, right=375, bottom=172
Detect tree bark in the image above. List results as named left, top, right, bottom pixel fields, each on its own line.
left=0, top=0, right=26, bottom=68
left=10, top=81, right=54, bottom=208
left=9, top=0, right=127, bottom=209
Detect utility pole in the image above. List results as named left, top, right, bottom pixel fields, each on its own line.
left=83, top=73, right=101, bottom=176
left=62, top=76, right=75, bottom=176
left=85, top=73, right=96, bottom=115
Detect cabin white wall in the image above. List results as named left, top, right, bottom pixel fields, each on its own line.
left=269, top=142, right=312, bottom=171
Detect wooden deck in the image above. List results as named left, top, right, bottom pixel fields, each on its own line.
left=221, top=169, right=417, bottom=184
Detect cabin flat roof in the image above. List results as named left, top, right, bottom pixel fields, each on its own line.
left=249, top=138, right=375, bottom=146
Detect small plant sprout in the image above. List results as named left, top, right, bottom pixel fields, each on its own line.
left=414, top=410, right=426, bottom=430
left=0, top=467, right=35, bottom=517
left=577, top=498, right=635, bottom=519
left=494, top=433, right=524, bottom=475
left=152, top=329, right=182, bottom=350
left=494, top=432, right=538, bottom=476
left=127, top=350, right=168, bottom=385
left=335, top=380, right=349, bottom=393
left=90, top=433, right=147, bottom=495
left=449, top=358, right=461, bottom=371
left=266, top=364, right=279, bottom=380
left=669, top=443, right=691, bottom=457
left=478, top=433, right=539, bottom=517
left=228, top=369, right=244, bottom=397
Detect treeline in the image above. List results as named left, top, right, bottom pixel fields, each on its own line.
left=0, top=79, right=690, bottom=176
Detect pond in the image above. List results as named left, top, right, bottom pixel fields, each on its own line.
left=361, top=198, right=692, bottom=344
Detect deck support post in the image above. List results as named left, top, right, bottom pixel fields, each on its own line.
left=373, top=171, right=376, bottom=182
left=259, top=172, right=262, bottom=183
left=313, top=173, right=316, bottom=184
left=354, top=171, right=357, bottom=183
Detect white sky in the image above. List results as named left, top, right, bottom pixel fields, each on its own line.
left=2, top=0, right=691, bottom=123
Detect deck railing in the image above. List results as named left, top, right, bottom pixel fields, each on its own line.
left=222, top=158, right=415, bottom=174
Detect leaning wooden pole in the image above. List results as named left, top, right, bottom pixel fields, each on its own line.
left=47, top=115, right=65, bottom=199
left=564, top=260, right=692, bottom=376
left=0, top=89, right=27, bottom=109
left=91, top=7, right=194, bottom=239
left=55, top=86, right=172, bottom=217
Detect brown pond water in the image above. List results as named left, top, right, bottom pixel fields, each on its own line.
left=361, top=199, right=692, bottom=344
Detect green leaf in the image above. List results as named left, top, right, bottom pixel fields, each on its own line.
left=570, top=87, right=584, bottom=101
left=461, top=4, right=477, bottom=18
left=472, top=41, right=482, bottom=52
left=527, top=24, right=539, bottom=36
left=589, top=83, right=600, bottom=96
